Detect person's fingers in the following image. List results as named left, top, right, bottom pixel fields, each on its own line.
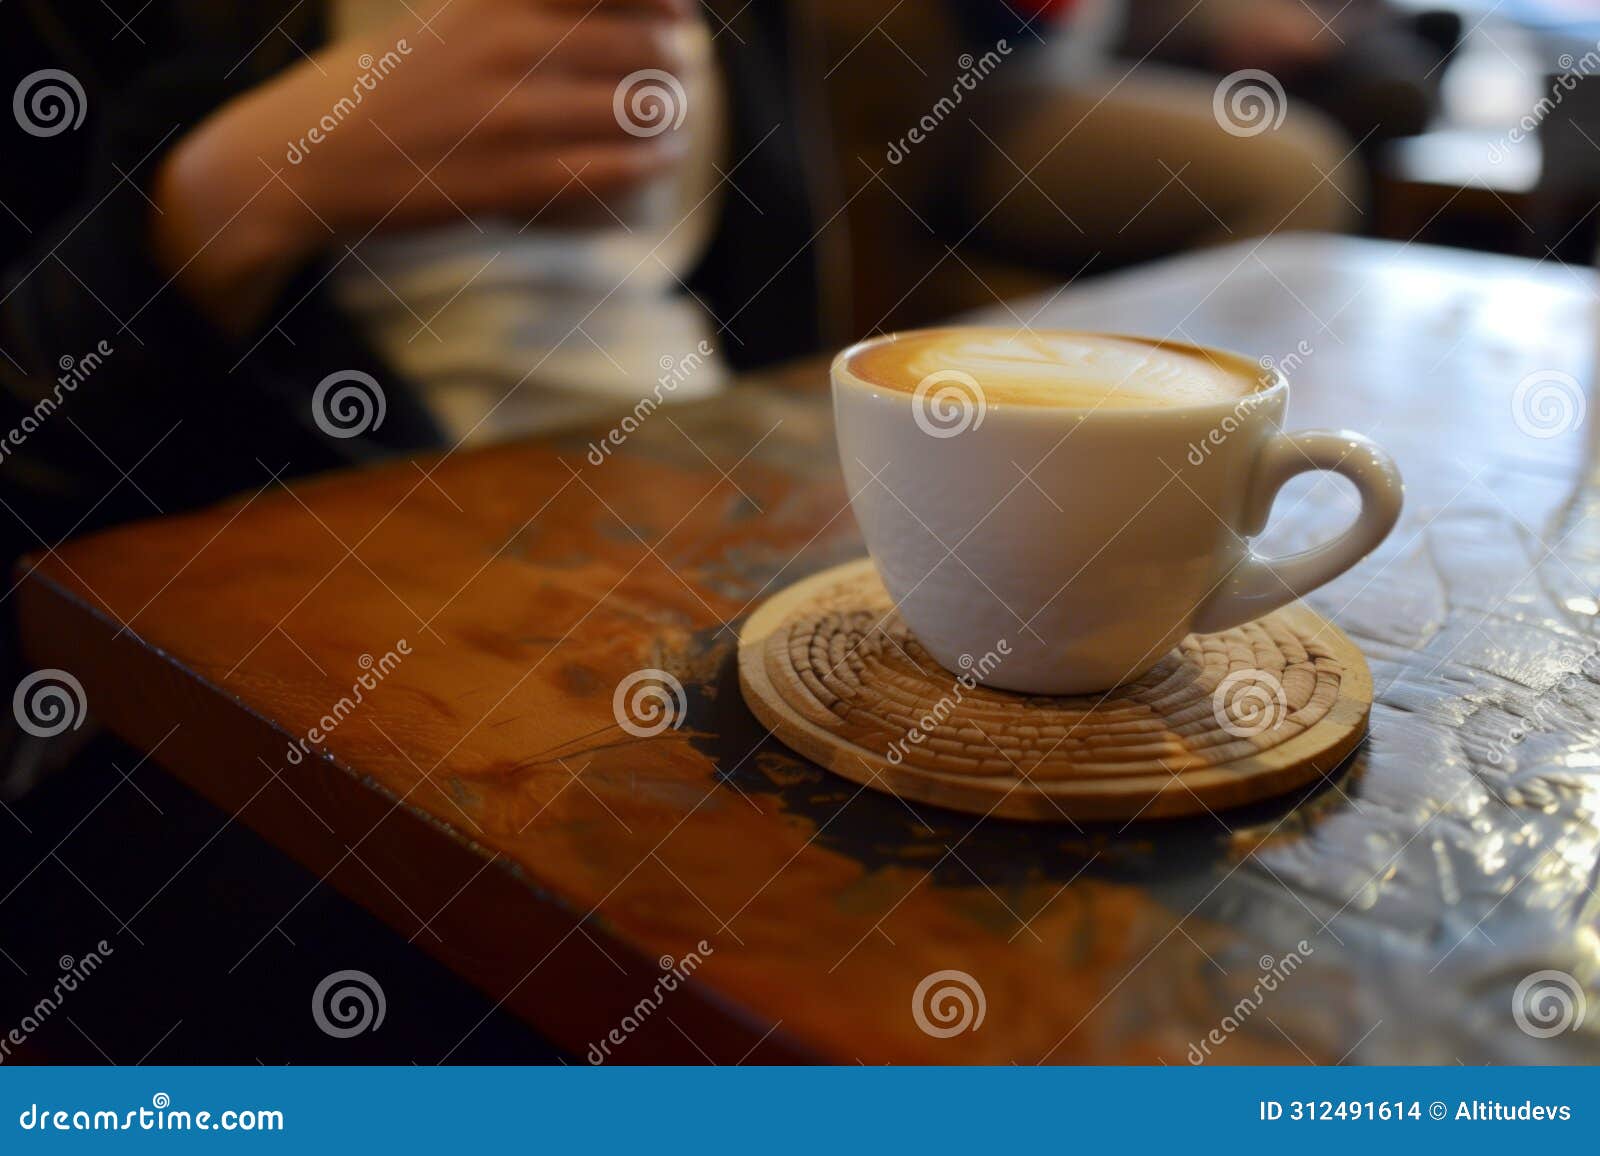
left=498, top=139, right=683, bottom=210
left=533, top=0, right=692, bottom=18
left=501, top=80, right=646, bottom=141
left=522, top=14, right=684, bottom=78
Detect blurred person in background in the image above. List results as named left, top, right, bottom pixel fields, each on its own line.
left=0, top=0, right=1369, bottom=695
left=1119, top=0, right=1459, bottom=148
left=0, top=0, right=834, bottom=583
left=947, top=0, right=1366, bottom=272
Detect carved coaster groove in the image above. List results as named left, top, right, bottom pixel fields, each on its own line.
left=737, top=559, right=1371, bottom=821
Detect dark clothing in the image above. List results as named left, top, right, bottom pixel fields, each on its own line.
left=949, top=0, right=1066, bottom=48
left=0, top=0, right=829, bottom=573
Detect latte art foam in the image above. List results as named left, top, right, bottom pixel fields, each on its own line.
left=845, top=329, right=1263, bottom=409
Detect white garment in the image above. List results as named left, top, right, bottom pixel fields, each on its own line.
left=329, top=1, right=729, bottom=441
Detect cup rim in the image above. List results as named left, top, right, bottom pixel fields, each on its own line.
left=830, top=327, right=1288, bottom=416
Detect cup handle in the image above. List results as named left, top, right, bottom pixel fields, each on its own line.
left=1191, top=429, right=1404, bottom=634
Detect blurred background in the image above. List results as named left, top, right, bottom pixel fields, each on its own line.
left=2, top=0, right=1598, bottom=1062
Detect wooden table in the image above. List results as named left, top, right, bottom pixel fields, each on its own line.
left=20, top=235, right=1600, bottom=1064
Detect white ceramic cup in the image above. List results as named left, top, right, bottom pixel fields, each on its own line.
left=832, top=330, right=1404, bottom=695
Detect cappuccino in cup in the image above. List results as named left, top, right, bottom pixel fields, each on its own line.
left=846, top=329, right=1263, bottom=410
left=832, top=328, right=1402, bottom=695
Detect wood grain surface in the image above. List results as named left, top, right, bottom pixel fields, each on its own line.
left=738, top=558, right=1372, bottom=820
left=18, top=236, right=1600, bottom=1064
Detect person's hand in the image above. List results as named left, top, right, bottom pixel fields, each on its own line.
left=152, top=0, right=692, bottom=333
left=1206, top=0, right=1337, bottom=75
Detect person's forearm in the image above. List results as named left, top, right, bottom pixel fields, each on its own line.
left=149, top=86, right=323, bottom=337
left=151, top=0, right=690, bottom=336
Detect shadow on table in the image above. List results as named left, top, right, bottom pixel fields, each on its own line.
left=695, top=636, right=1359, bottom=892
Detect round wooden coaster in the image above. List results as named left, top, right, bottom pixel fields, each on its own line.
left=737, top=559, right=1371, bottom=822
